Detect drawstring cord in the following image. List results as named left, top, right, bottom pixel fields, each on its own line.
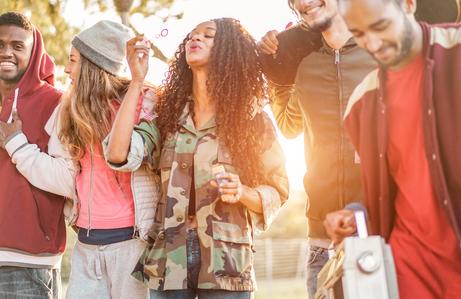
left=87, top=145, right=94, bottom=237
left=7, top=88, right=19, bottom=123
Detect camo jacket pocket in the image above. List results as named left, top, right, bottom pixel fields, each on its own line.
left=211, top=221, right=253, bottom=278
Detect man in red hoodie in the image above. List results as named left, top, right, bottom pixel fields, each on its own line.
left=0, top=12, right=71, bottom=298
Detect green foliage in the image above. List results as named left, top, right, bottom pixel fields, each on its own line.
left=83, top=0, right=176, bottom=15
left=131, top=0, right=178, bottom=17
left=1, top=0, right=77, bottom=67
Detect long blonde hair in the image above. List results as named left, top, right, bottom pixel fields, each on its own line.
left=59, top=55, right=131, bottom=161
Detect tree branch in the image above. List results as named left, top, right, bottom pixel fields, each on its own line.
left=128, top=21, right=169, bottom=63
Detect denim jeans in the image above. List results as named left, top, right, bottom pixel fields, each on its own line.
left=150, top=229, right=252, bottom=299
left=0, top=266, right=60, bottom=299
left=306, top=245, right=329, bottom=299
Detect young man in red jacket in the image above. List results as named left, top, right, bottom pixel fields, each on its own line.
left=0, top=12, right=73, bottom=298
left=324, top=0, right=461, bottom=298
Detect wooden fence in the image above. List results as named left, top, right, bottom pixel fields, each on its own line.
left=253, top=238, right=308, bottom=281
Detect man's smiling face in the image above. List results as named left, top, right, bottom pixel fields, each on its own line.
left=0, top=25, right=33, bottom=84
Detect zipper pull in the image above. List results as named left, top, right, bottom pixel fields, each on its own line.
left=334, top=49, right=340, bottom=65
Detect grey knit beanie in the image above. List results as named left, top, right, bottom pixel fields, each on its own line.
left=71, top=20, right=133, bottom=76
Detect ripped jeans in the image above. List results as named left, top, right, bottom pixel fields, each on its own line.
left=306, top=244, right=329, bottom=299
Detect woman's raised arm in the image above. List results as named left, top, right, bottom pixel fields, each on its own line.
left=106, top=35, right=150, bottom=164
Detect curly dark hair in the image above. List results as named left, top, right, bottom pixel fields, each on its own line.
left=156, top=18, right=270, bottom=187
left=0, top=12, right=33, bottom=32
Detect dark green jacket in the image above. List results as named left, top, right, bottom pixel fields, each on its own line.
left=269, top=37, right=376, bottom=239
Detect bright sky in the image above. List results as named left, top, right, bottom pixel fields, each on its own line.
left=62, top=0, right=306, bottom=190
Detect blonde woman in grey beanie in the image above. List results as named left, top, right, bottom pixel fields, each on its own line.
left=59, top=20, right=158, bottom=299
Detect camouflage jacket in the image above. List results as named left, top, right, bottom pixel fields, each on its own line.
left=129, top=105, right=289, bottom=291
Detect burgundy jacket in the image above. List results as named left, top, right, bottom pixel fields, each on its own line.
left=344, top=22, right=461, bottom=251
left=0, top=28, right=64, bottom=254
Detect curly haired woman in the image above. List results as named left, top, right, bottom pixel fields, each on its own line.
left=106, top=18, right=289, bottom=299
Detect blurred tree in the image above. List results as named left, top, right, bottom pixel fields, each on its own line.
left=112, top=0, right=175, bottom=62
left=99, top=0, right=182, bottom=62
left=1, top=0, right=78, bottom=69
left=0, top=0, right=181, bottom=66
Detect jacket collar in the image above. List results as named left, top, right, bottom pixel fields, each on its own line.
left=178, top=102, right=216, bottom=135
left=418, top=22, right=432, bottom=62
left=320, top=36, right=357, bottom=54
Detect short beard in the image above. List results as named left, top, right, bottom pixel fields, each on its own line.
left=300, top=15, right=334, bottom=33
left=379, top=16, right=414, bottom=68
left=0, top=70, right=25, bottom=84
